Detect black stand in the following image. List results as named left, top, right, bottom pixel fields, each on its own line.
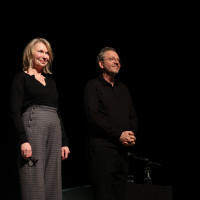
left=128, top=152, right=161, bottom=185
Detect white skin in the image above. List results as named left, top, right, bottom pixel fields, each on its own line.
left=99, top=50, right=136, bottom=146
left=22, top=42, right=70, bottom=160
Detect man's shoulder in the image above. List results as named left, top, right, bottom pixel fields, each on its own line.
left=116, top=81, right=132, bottom=94
left=85, top=77, right=100, bottom=86
left=116, top=80, right=128, bottom=88
left=84, top=77, right=103, bottom=94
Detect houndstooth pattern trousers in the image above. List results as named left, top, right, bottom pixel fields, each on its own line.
left=19, top=105, right=62, bottom=200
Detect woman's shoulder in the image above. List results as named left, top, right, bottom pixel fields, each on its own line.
left=45, top=74, right=57, bottom=87
left=10, top=71, right=28, bottom=88
left=12, top=71, right=27, bottom=81
left=45, top=74, right=55, bottom=82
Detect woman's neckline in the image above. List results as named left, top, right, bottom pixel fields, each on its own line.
left=24, top=71, right=46, bottom=86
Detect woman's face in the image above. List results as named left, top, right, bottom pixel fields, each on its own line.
left=32, top=42, right=49, bottom=71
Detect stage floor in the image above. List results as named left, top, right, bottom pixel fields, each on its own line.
left=62, top=184, right=172, bottom=200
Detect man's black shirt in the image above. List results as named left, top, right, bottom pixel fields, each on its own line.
left=84, top=75, right=138, bottom=147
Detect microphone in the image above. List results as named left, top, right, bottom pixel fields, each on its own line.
left=128, top=152, right=161, bottom=167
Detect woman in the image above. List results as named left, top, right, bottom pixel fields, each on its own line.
left=10, top=38, right=70, bottom=200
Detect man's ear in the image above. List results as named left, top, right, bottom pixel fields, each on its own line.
left=99, top=61, right=104, bottom=69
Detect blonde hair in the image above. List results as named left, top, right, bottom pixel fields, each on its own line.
left=22, top=38, right=53, bottom=74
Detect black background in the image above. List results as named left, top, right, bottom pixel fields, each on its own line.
left=1, top=3, right=192, bottom=200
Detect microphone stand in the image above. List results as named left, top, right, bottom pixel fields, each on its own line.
left=128, top=152, right=161, bottom=185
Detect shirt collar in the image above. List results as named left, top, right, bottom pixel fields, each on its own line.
left=97, top=75, right=119, bottom=87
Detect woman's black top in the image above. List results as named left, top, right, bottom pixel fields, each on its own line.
left=10, top=71, right=68, bottom=146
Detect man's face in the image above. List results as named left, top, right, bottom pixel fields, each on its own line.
left=100, top=50, right=121, bottom=76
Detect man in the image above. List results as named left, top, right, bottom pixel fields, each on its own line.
left=84, top=47, right=138, bottom=200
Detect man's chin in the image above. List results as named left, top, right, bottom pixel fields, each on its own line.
left=108, top=72, right=119, bottom=77
left=104, top=69, right=120, bottom=77
left=112, top=70, right=120, bottom=75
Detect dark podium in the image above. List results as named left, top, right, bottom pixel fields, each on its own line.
left=63, top=152, right=172, bottom=200
left=62, top=183, right=172, bottom=200
left=124, top=183, right=172, bottom=200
